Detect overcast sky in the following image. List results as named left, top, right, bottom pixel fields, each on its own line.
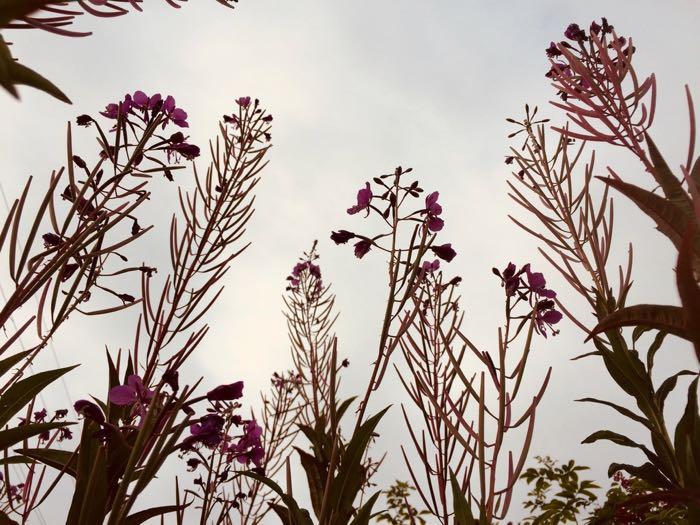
left=1, top=1, right=699, bottom=523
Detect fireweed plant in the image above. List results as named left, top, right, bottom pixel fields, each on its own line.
left=0, top=6, right=697, bottom=525
left=0, top=91, right=273, bottom=524
left=508, top=18, right=700, bottom=521
left=394, top=261, right=558, bottom=523
left=331, top=168, right=458, bottom=427
left=244, top=245, right=387, bottom=525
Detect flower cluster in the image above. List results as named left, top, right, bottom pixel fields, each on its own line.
left=285, top=252, right=324, bottom=300
left=78, top=90, right=201, bottom=166
left=542, top=19, right=654, bottom=154
left=271, top=370, right=303, bottom=391
left=99, top=90, right=189, bottom=128
left=494, top=263, right=563, bottom=337
left=331, top=169, right=458, bottom=265
left=222, top=96, right=274, bottom=143
left=174, top=379, right=266, bottom=469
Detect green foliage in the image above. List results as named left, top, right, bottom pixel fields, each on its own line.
left=259, top=403, right=389, bottom=525
left=589, top=473, right=688, bottom=524
left=0, top=33, right=70, bottom=103
left=376, top=481, right=429, bottom=525
left=521, top=456, right=600, bottom=524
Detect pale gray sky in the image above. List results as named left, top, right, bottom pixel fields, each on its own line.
left=1, top=1, right=699, bottom=523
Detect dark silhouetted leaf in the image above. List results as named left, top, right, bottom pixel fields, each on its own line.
left=451, top=470, right=475, bottom=525
left=587, top=304, right=689, bottom=342
left=0, top=350, right=31, bottom=377
left=17, top=447, right=77, bottom=477
left=0, top=365, right=78, bottom=427
left=607, top=462, right=671, bottom=489
left=0, top=422, right=72, bottom=450
left=349, top=491, right=380, bottom=525
left=673, top=378, right=700, bottom=486
left=123, top=504, right=188, bottom=525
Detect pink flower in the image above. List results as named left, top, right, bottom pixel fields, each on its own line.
left=236, top=96, right=251, bottom=108
left=524, top=264, right=556, bottom=298
left=422, top=191, right=444, bottom=232
left=347, top=182, right=373, bottom=215
left=354, top=239, right=372, bottom=259
left=534, top=299, right=563, bottom=337
left=331, top=230, right=355, bottom=244
left=206, top=381, right=244, bottom=402
left=109, top=374, right=155, bottom=407
left=421, top=259, right=440, bottom=273
left=430, top=243, right=456, bottom=262
left=161, top=95, right=188, bottom=128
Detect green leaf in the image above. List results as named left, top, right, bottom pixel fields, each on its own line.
left=0, top=350, right=31, bottom=377
left=67, top=419, right=102, bottom=524
left=0, top=510, right=18, bottom=525
left=0, top=365, right=78, bottom=427
left=0, top=1, right=61, bottom=29
left=673, top=378, right=700, bottom=485
left=451, top=470, right=475, bottom=525
left=646, top=330, right=667, bottom=373
left=0, top=422, right=73, bottom=449
left=587, top=304, right=690, bottom=342
left=123, top=504, right=188, bottom=525
left=240, top=471, right=313, bottom=525
left=645, top=135, right=695, bottom=218
left=607, top=462, right=671, bottom=489
left=632, top=325, right=652, bottom=344
left=5, top=60, right=71, bottom=103
left=599, top=176, right=699, bottom=255
left=16, top=447, right=77, bottom=477
left=656, top=370, right=695, bottom=414
left=349, top=491, right=380, bottom=525
left=0, top=35, right=69, bottom=103
left=0, top=455, right=31, bottom=466
left=329, top=406, right=390, bottom=518
left=269, top=502, right=293, bottom=525
left=576, top=397, right=651, bottom=430
left=296, top=447, right=326, bottom=518
left=336, top=396, right=356, bottom=423
left=676, top=224, right=700, bottom=362
left=582, top=430, right=661, bottom=470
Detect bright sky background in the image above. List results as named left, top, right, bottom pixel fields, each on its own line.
left=1, top=1, right=699, bottom=523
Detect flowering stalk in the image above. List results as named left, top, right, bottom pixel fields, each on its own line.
left=285, top=242, right=338, bottom=426
left=398, top=263, right=556, bottom=523
left=331, top=167, right=457, bottom=427
left=509, top=18, right=700, bottom=518
left=222, top=372, right=302, bottom=525
left=102, top=96, right=272, bottom=525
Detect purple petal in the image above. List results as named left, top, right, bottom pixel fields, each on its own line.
left=109, top=385, right=137, bottom=406
left=427, top=216, right=444, bottom=232
left=541, top=310, right=563, bottom=324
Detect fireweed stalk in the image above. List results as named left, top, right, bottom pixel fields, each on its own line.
left=232, top=371, right=303, bottom=525
left=245, top=246, right=384, bottom=525
left=97, top=96, right=273, bottom=525
left=0, top=95, right=273, bottom=525
left=331, top=167, right=458, bottom=427
left=397, top=263, right=557, bottom=523
left=0, top=90, right=202, bottom=523
left=0, top=89, right=195, bottom=393
left=510, top=18, right=700, bottom=518
left=285, top=242, right=339, bottom=426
